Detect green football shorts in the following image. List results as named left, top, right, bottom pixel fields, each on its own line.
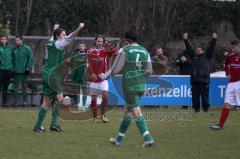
left=42, top=72, right=62, bottom=98
left=123, top=85, right=145, bottom=108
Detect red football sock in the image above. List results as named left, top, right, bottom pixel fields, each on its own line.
left=218, top=107, right=230, bottom=128
left=91, top=99, right=97, bottom=118
left=101, top=97, right=108, bottom=115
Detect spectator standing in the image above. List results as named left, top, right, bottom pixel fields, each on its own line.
left=152, top=47, right=168, bottom=65
left=176, top=35, right=193, bottom=109
left=0, top=35, right=13, bottom=107
left=184, top=33, right=217, bottom=112
left=151, top=47, right=168, bottom=75
left=12, top=36, right=33, bottom=106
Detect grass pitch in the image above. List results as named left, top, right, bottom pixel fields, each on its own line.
left=0, top=107, right=240, bottom=159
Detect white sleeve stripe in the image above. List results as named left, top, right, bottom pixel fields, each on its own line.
left=111, top=52, right=126, bottom=74
left=147, top=54, right=152, bottom=62
left=118, top=132, right=125, bottom=137
left=50, top=36, right=53, bottom=41
left=146, top=54, right=153, bottom=74
left=65, top=34, right=72, bottom=39
left=55, top=33, right=74, bottom=50
left=143, top=131, right=149, bottom=137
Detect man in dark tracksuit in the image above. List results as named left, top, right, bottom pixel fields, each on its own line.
left=0, top=35, right=13, bottom=107
left=175, top=33, right=195, bottom=109
left=184, top=33, right=217, bottom=112
left=12, top=36, right=33, bottom=106
left=176, top=50, right=192, bottom=75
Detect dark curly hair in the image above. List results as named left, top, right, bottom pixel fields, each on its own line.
left=53, top=28, right=65, bottom=40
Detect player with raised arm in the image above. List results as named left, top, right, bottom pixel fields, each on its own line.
left=33, top=22, right=85, bottom=132
left=210, top=40, right=240, bottom=130
left=100, top=31, right=154, bottom=148
left=87, top=35, right=116, bottom=123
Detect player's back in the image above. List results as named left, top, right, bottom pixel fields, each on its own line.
left=122, top=44, right=149, bottom=92
left=42, top=40, right=64, bottom=74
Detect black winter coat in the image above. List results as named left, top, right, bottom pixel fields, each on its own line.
left=184, top=38, right=216, bottom=84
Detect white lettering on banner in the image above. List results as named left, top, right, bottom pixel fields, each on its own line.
left=218, top=85, right=226, bottom=98
left=173, top=88, right=180, bottom=97
left=166, top=89, right=173, bottom=97
left=144, top=85, right=191, bottom=98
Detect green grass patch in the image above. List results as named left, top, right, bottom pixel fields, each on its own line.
left=0, top=107, right=240, bottom=159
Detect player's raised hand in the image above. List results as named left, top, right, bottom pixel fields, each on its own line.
left=183, top=33, right=188, bottom=40
left=53, top=24, right=60, bottom=31
left=224, top=51, right=229, bottom=57
left=180, top=56, right=187, bottom=62
left=71, top=22, right=85, bottom=37
left=79, top=23, right=85, bottom=29
left=213, top=33, right=217, bottom=39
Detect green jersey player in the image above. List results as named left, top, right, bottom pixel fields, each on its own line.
left=67, top=42, right=88, bottom=110
left=33, top=23, right=85, bottom=132
left=100, top=31, right=154, bottom=147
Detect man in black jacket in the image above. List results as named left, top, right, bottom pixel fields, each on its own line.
left=176, top=50, right=192, bottom=75
left=175, top=33, right=195, bottom=109
left=184, top=33, right=217, bottom=112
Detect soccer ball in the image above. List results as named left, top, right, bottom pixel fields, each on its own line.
left=62, top=96, right=71, bottom=108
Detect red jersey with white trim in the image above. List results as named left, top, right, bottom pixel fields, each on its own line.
left=225, top=52, right=240, bottom=83
left=87, top=47, right=116, bottom=82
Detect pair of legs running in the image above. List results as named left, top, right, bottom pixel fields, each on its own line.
left=210, top=81, right=240, bottom=130
left=33, top=94, right=63, bottom=132
left=210, top=103, right=231, bottom=130
left=110, top=106, right=154, bottom=147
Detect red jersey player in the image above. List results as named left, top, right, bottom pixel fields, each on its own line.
left=210, top=40, right=240, bottom=130
left=87, top=34, right=116, bottom=123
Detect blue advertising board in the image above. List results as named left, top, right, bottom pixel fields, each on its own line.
left=108, top=75, right=228, bottom=106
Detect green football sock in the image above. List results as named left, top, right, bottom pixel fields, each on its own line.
left=135, top=115, right=153, bottom=142
left=51, top=102, right=60, bottom=126
left=34, top=106, right=47, bottom=128
left=82, top=95, right=87, bottom=107
left=116, top=115, right=132, bottom=143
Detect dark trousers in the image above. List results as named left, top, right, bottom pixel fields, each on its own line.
left=191, top=83, right=210, bottom=111
left=68, top=94, right=79, bottom=106
left=0, top=70, right=12, bottom=104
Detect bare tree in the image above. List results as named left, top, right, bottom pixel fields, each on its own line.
left=151, top=0, right=156, bottom=40
left=23, top=0, right=33, bottom=35
left=109, top=0, right=124, bottom=35
left=15, top=0, right=20, bottom=34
